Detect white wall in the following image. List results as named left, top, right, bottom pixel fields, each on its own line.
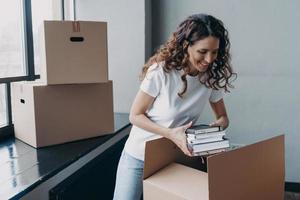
left=151, top=0, right=300, bottom=182
left=75, top=0, right=300, bottom=182
left=76, top=0, right=149, bottom=113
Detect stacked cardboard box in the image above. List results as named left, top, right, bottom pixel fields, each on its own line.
left=143, top=135, right=285, bottom=200
left=12, top=21, right=114, bottom=148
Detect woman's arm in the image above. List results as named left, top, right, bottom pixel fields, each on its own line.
left=129, top=90, right=192, bottom=156
left=209, top=99, right=229, bottom=129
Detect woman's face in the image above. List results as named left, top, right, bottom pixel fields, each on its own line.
left=187, top=36, right=219, bottom=74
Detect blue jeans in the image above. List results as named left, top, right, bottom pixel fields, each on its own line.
left=113, top=150, right=144, bottom=200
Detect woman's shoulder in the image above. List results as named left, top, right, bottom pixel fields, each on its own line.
left=145, top=62, right=166, bottom=77
left=144, top=62, right=181, bottom=86
left=147, top=62, right=164, bottom=72
left=147, top=62, right=178, bottom=76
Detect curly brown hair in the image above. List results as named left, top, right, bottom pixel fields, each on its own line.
left=141, top=14, right=237, bottom=97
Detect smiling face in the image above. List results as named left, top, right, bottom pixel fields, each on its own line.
left=187, top=36, right=220, bottom=74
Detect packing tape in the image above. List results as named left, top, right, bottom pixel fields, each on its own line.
left=72, top=21, right=80, bottom=32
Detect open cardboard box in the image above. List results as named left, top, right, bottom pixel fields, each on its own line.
left=143, top=135, right=285, bottom=200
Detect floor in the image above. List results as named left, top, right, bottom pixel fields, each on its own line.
left=285, top=192, right=300, bottom=200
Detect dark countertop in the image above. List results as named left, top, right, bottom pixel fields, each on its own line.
left=0, top=113, right=130, bottom=200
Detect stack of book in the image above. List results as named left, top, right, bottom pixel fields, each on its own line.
left=185, top=124, right=230, bottom=156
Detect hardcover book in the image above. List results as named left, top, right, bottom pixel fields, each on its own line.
left=185, top=124, right=221, bottom=134
left=188, top=139, right=230, bottom=152
left=192, top=148, right=227, bottom=156
left=186, top=130, right=226, bottom=140
left=187, top=135, right=225, bottom=145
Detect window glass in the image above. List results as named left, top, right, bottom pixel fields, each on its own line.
left=31, top=0, right=61, bottom=75
left=0, top=84, right=7, bottom=127
left=0, top=1, right=25, bottom=78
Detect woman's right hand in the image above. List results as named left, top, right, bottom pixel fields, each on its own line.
left=167, top=122, right=193, bottom=156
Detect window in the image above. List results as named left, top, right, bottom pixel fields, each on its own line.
left=0, top=0, right=64, bottom=140
left=32, top=0, right=62, bottom=74
left=0, top=84, right=7, bottom=126
left=0, top=1, right=26, bottom=79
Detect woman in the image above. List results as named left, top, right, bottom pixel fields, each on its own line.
left=113, top=14, right=236, bottom=200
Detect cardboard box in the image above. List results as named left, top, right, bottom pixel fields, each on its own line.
left=11, top=81, right=114, bottom=148
left=39, top=20, right=108, bottom=84
left=143, top=135, right=285, bottom=200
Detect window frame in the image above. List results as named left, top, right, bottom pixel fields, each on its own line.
left=0, top=0, right=68, bottom=140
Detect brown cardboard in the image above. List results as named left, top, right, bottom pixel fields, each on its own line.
left=12, top=81, right=114, bottom=148
left=144, top=135, right=285, bottom=200
left=39, top=20, right=108, bottom=85
left=143, top=136, right=181, bottom=179
left=207, top=135, right=285, bottom=200
left=144, top=163, right=209, bottom=200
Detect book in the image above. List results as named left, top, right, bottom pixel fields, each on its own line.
left=186, top=130, right=226, bottom=140
left=187, top=135, right=225, bottom=145
left=185, top=124, right=221, bottom=134
left=191, top=143, right=241, bottom=156
left=189, top=139, right=230, bottom=152
left=192, top=147, right=228, bottom=156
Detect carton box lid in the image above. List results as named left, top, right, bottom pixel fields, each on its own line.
left=144, top=137, right=207, bottom=179
left=144, top=137, right=180, bottom=179
left=207, top=134, right=285, bottom=200
left=144, top=163, right=208, bottom=200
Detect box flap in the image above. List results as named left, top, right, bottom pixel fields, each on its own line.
left=144, top=137, right=180, bottom=179
left=207, top=135, right=285, bottom=200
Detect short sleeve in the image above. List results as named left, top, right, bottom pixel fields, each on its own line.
left=209, top=89, right=225, bottom=103
left=140, top=64, right=163, bottom=97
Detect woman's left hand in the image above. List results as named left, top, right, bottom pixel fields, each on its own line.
left=209, top=116, right=229, bottom=129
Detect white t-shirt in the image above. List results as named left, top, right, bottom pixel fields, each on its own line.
left=124, top=63, right=224, bottom=161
